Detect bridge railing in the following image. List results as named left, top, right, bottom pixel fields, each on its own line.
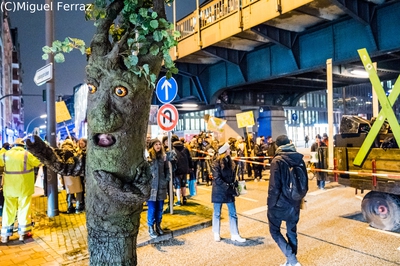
left=176, top=0, right=240, bottom=41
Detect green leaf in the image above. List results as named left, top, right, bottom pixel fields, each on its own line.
left=42, top=54, right=49, bottom=60
left=130, top=55, right=139, bottom=66
left=149, top=44, right=159, bottom=55
left=173, top=30, right=181, bottom=38
left=143, top=64, right=150, bottom=74
left=42, top=46, right=52, bottom=53
left=151, top=12, right=158, bottom=19
left=150, top=73, right=157, bottom=83
left=139, top=8, right=148, bottom=17
left=150, top=20, right=159, bottom=29
left=171, top=67, right=179, bottom=74
left=153, top=31, right=163, bottom=42
left=54, top=53, right=65, bottom=63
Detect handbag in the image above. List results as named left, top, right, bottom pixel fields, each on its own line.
left=230, top=180, right=240, bottom=197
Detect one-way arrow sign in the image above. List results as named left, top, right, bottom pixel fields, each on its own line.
left=34, top=63, right=53, bottom=86
left=156, top=76, right=178, bottom=104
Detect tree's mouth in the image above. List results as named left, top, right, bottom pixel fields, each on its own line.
left=94, top=134, right=116, bottom=147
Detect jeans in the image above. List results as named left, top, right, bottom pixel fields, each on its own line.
left=212, top=202, right=239, bottom=236
left=147, top=200, right=164, bottom=226
left=267, top=205, right=300, bottom=265
left=317, top=180, right=325, bottom=189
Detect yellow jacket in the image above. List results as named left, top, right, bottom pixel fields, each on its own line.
left=0, top=146, right=41, bottom=197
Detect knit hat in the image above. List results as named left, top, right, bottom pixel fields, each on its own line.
left=275, top=135, right=290, bottom=147
left=218, top=142, right=230, bottom=154
left=149, top=138, right=161, bottom=148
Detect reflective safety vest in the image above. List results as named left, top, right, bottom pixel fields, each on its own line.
left=0, top=146, right=41, bottom=197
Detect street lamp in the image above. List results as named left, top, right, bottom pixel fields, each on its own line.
left=25, top=114, right=47, bottom=136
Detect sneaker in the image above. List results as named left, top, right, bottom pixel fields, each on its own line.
left=259, top=179, right=265, bottom=182
left=280, top=262, right=288, bottom=266
left=214, top=233, right=221, bottom=242
left=19, top=235, right=25, bottom=241
left=231, top=235, right=246, bottom=243
left=1, top=236, right=8, bottom=243
left=182, top=196, right=187, bottom=205
left=254, top=179, right=258, bottom=182
left=174, top=201, right=181, bottom=206
left=289, top=263, right=302, bottom=266
left=76, top=208, right=85, bottom=214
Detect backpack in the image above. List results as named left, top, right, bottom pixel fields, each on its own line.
left=276, top=156, right=308, bottom=201
left=173, top=147, right=189, bottom=175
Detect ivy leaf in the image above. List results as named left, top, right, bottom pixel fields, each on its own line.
left=151, top=12, right=158, bottom=19
left=153, top=31, right=163, bottom=42
left=42, top=46, right=52, bottom=53
left=42, top=54, right=49, bottom=60
left=149, top=20, right=158, bottom=29
left=143, top=64, right=150, bottom=75
left=149, top=44, right=159, bottom=56
left=139, top=8, right=148, bottom=17
left=54, top=53, right=65, bottom=63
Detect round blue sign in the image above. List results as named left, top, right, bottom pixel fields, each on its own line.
left=156, top=76, right=178, bottom=104
left=292, top=113, right=298, bottom=121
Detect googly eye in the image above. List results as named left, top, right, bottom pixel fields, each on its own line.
left=88, top=84, right=97, bottom=94
left=115, top=86, right=128, bottom=97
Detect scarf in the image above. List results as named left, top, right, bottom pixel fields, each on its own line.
left=275, top=143, right=296, bottom=153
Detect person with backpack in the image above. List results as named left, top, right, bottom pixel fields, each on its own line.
left=171, top=135, right=192, bottom=206
left=267, top=135, right=308, bottom=266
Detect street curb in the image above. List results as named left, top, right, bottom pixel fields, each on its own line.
left=137, top=220, right=212, bottom=247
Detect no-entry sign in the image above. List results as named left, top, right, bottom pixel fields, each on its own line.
left=157, top=104, right=179, bottom=131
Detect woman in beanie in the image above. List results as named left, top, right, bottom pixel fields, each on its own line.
left=211, top=142, right=246, bottom=243
left=147, top=139, right=170, bottom=238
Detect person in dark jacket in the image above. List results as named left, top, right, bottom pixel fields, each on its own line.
left=267, top=135, right=306, bottom=266
left=147, top=139, right=170, bottom=238
left=211, top=142, right=246, bottom=243
left=171, top=135, right=192, bottom=206
left=310, top=134, right=327, bottom=190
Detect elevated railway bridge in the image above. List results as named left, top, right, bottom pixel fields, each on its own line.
left=157, top=0, right=400, bottom=138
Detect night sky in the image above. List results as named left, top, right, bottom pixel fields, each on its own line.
left=9, top=0, right=202, bottom=132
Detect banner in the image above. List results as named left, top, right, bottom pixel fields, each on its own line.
left=207, top=116, right=227, bottom=132
left=236, top=111, right=255, bottom=128
left=56, top=101, right=72, bottom=123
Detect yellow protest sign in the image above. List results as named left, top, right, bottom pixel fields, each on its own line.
left=207, top=116, right=227, bottom=132
left=56, top=101, right=72, bottom=123
left=236, top=111, right=255, bottom=128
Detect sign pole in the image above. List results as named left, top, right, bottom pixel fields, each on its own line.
left=45, top=0, right=58, bottom=217
left=168, top=131, right=174, bottom=214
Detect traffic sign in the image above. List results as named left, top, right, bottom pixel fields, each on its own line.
left=156, top=76, right=178, bottom=104
left=292, top=113, right=298, bottom=121
left=157, top=104, right=179, bottom=131
left=34, top=63, right=53, bottom=86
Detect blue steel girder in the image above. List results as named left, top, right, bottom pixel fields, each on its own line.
left=250, top=24, right=297, bottom=50
left=330, top=0, right=377, bottom=25
left=173, top=1, right=400, bottom=107
left=202, top=46, right=246, bottom=65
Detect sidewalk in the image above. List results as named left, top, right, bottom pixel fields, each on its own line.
left=0, top=188, right=212, bottom=265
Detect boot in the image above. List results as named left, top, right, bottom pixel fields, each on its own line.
left=148, top=225, right=157, bottom=239
left=155, top=223, right=164, bottom=235
left=66, top=194, right=76, bottom=214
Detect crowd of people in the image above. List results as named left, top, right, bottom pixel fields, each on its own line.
left=0, top=136, right=87, bottom=243
left=0, top=131, right=332, bottom=266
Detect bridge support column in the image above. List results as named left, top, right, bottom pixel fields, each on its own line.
left=257, top=106, right=287, bottom=139
left=214, top=105, right=286, bottom=140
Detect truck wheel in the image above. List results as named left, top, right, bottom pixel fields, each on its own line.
left=361, top=191, right=400, bottom=231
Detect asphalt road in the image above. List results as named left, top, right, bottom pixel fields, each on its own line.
left=137, top=175, right=400, bottom=266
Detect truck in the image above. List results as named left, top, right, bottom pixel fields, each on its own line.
left=331, top=115, right=400, bottom=231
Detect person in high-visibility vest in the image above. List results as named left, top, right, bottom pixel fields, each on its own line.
left=0, top=138, right=41, bottom=243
